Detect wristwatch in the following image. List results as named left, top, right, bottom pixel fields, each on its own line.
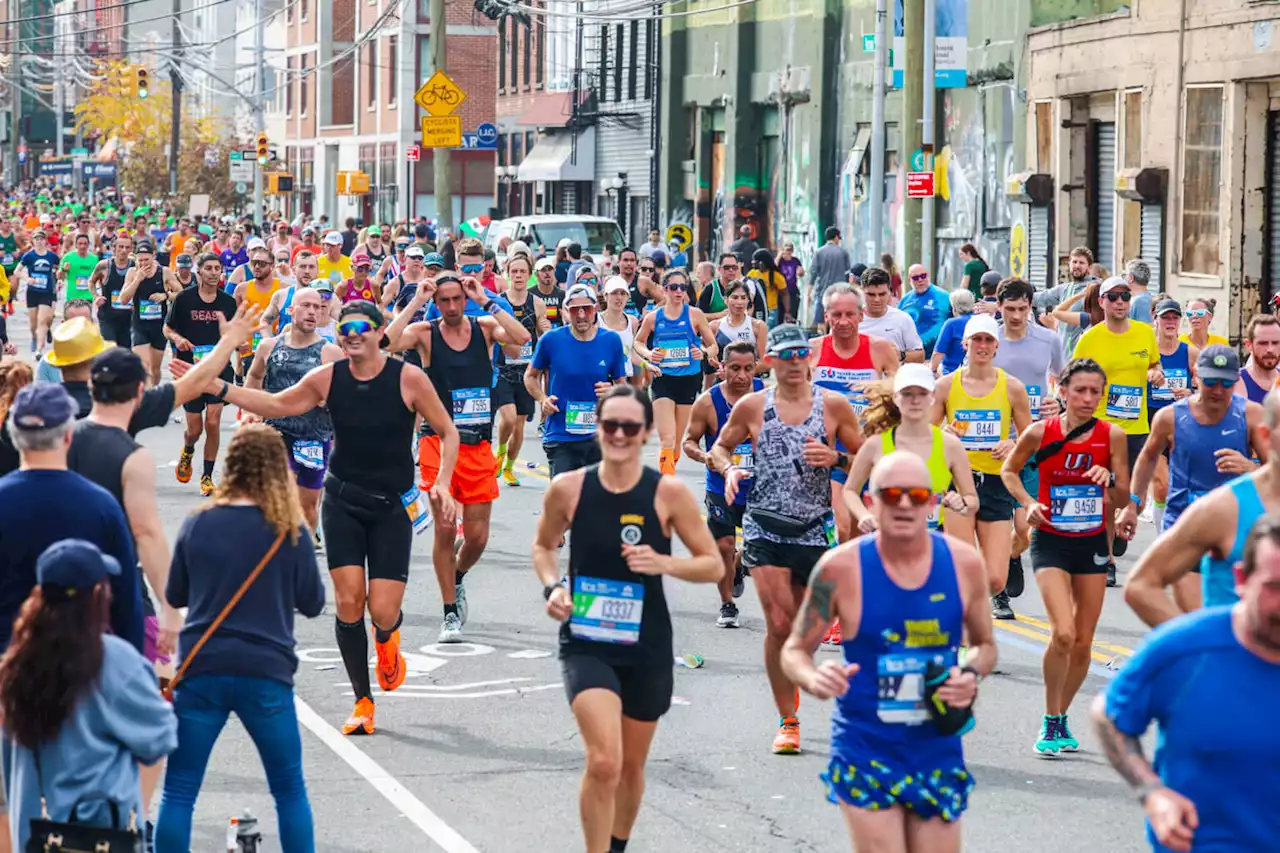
left=543, top=583, right=563, bottom=601
left=834, top=451, right=850, bottom=470
left=215, top=380, right=230, bottom=401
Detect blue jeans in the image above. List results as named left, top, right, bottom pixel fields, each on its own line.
left=155, top=675, right=315, bottom=853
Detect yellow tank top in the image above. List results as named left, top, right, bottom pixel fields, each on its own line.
left=945, top=367, right=1011, bottom=475
left=881, top=425, right=952, bottom=529
left=241, top=278, right=281, bottom=350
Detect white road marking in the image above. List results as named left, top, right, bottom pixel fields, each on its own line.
left=294, top=696, right=481, bottom=853
left=363, top=683, right=563, bottom=699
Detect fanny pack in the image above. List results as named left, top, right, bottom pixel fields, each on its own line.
left=418, top=427, right=486, bottom=446
left=1028, top=417, right=1097, bottom=471
left=324, top=473, right=398, bottom=511
left=746, top=508, right=826, bottom=538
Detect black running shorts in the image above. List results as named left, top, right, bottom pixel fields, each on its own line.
left=650, top=372, right=701, bottom=405
left=742, top=538, right=827, bottom=587
left=131, top=319, right=166, bottom=351
left=321, top=481, right=413, bottom=582
left=561, top=654, right=673, bottom=722
left=1029, top=528, right=1110, bottom=576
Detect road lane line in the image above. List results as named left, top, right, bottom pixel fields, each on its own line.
left=992, top=620, right=1113, bottom=664
left=1007, top=612, right=1135, bottom=656
left=293, top=696, right=481, bottom=853
left=996, top=631, right=1117, bottom=680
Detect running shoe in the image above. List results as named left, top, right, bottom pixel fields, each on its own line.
left=455, top=582, right=469, bottom=625
left=716, top=601, right=740, bottom=628
left=176, top=448, right=194, bottom=483
left=991, top=591, right=1015, bottom=620
left=1006, top=555, right=1025, bottom=598
left=822, top=619, right=842, bottom=645
left=314, top=531, right=324, bottom=552
left=199, top=474, right=215, bottom=497
left=342, top=698, right=376, bottom=736
left=772, top=716, right=801, bottom=755
left=493, top=448, right=506, bottom=475
left=1055, top=715, right=1080, bottom=752
left=732, top=552, right=745, bottom=599
left=1106, top=562, right=1118, bottom=588
left=1034, top=716, right=1060, bottom=757
left=375, top=629, right=406, bottom=692
left=500, top=467, right=521, bottom=487
left=438, top=612, right=463, bottom=643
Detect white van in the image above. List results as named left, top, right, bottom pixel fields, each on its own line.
left=483, top=215, right=625, bottom=262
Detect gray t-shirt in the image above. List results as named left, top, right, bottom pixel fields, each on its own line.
left=1129, top=290, right=1153, bottom=324
left=1034, top=279, right=1089, bottom=357
left=995, top=323, right=1065, bottom=415
left=810, top=242, right=850, bottom=288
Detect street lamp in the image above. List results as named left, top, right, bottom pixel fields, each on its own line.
left=602, top=172, right=629, bottom=240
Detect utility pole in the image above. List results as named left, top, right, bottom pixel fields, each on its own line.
left=647, top=4, right=660, bottom=233
left=169, top=0, right=183, bottom=196
left=921, top=0, right=935, bottom=274
left=868, top=0, right=888, bottom=263
left=902, top=0, right=923, bottom=268
left=429, top=0, right=453, bottom=232
left=252, top=0, right=265, bottom=229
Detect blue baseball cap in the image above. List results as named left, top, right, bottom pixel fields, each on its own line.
left=11, top=383, right=75, bottom=430
left=423, top=252, right=444, bottom=268
left=37, top=539, right=121, bottom=595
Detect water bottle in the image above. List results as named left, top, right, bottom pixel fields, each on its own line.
left=225, top=818, right=239, bottom=853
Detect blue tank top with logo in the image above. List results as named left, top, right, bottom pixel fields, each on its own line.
left=1149, top=342, right=1190, bottom=413
left=1164, top=396, right=1249, bottom=529
left=651, top=303, right=699, bottom=377
left=704, top=379, right=764, bottom=505
left=832, top=533, right=964, bottom=767
left=1199, top=474, right=1265, bottom=607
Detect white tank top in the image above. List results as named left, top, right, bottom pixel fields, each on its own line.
left=601, top=313, right=636, bottom=377
left=718, top=314, right=754, bottom=344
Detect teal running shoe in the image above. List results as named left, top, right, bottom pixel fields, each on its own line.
left=1034, top=716, right=1060, bottom=758
left=1055, top=714, right=1080, bottom=752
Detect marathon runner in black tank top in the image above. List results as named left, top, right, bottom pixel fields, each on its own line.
left=118, top=242, right=181, bottom=386
left=534, top=257, right=566, bottom=327
left=533, top=385, right=722, bottom=853
left=494, top=254, right=549, bottom=486
left=384, top=273, right=530, bottom=644
left=221, top=299, right=460, bottom=738
left=91, top=231, right=136, bottom=345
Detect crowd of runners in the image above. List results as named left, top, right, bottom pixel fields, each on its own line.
left=0, top=190, right=1275, bottom=853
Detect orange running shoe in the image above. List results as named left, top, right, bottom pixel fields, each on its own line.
left=822, top=619, right=843, bottom=645
left=375, top=629, right=406, bottom=692
left=772, top=716, right=801, bottom=755
left=342, top=698, right=375, bottom=735
left=176, top=448, right=194, bottom=483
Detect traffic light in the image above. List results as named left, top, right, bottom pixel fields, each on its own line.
left=256, top=132, right=269, bottom=166
left=267, top=174, right=295, bottom=194
left=134, top=65, right=149, bottom=99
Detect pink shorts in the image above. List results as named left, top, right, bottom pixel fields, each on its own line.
left=144, top=615, right=172, bottom=665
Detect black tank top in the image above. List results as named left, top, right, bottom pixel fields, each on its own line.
left=327, top=358, right=416, bottom=496
left=536, top=285, right=565, bottom=327
left=131, top=268, right=166, bottom=323
left=105, top=260, right=133, bottom=311
left=561, top=465, right=672, bottom=665
left=627, top=274, right=649, bottom=316
left=505, top=291, right=539, bottom=367
left=424, top=318, right=494, bottom=443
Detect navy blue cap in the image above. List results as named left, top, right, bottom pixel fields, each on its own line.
left=650, top=250, right=668, bottom=267
left=10, top=383, right=75, bottom=430
left=37, top=539, right=121, bottom=594
left=91, top=347, right=148, bottom=390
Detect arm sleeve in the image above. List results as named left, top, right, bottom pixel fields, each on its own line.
left=293, top=531, right=326, bottom=617
left=105, top=506, right=145, bottom=655
left=102, top=644, right=178, bottom=765
left=1049, top=333, right=1066, bottom=377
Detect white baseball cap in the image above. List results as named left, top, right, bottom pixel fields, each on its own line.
left=1099, top=275, right=1130, bottom=296
left=893, top=362, right=936, bottom=393
left=603, top=275, right=630, bottom=295
left=322, top=231, right=343, bottom=246
left=535, top=257, right=556, bottom=272
left=962, top=314, right=1000, bottom=341
left=556, top=237, right=572, bottom=250
left=246, top=237, right=267, bottom=250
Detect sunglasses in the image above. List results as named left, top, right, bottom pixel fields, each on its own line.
left=1103, top=291, right=1132, bottom=303
left=319, top=292, right=334, bottom=301
left=640, top=266, right=655, bottom=273
left=875, top=486, right=933, bottom=506
left=567, top=304, right=596, bottom=315
left=338, top=317, right=377, bottom=336
left=1201, top=377, right=1232, bottom=388
left=773, top=347, right=810, bottom=361
left=396, top=243, right=410, bottom=250
left=600, top=419, right=644, bottom=437
left=720, top=263, right=739, bottom=270
left=275, top=256, right=290, bottom=263
left=663, top=283, right=686, bottom=292
left=1186, top=308, right=1209, bottom=318
left=910, top=273, right=929, bottom=281
left=250, top=259, right=272, bottom=267
left=460, top=263, right=484, bottom=275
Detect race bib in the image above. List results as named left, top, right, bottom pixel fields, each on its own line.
left=515, top=340, right=533, bottom=361
left=877, top=651, right=936, bottom=725
left=926, top=496, right=943, bottom=530
left=452, top=387, right=491, bottom=426
left=291, top=439, right=326, bottom=470
left=192, top=344, right=215, bottom=363
left=74, top=276, right=89, bottom=293
left=29, top=273, right=48, bottom=291
left=1, top=254, right=12, bottom=266
left=1026, top=384, right=1043, bottom=419
left=1106, top=384, right=1142, bottom=420
left=565, top=401, right=596, bottom=435
left=400, top=486, right=433, bottom=535
left=953, top=409, right=1002, bottom=450
left=1152, top=369, right=1187, bottom=403
left=1050, top=484, right=1103, bottom=532
left=657, top=335, right=690, bottom=369
left=569, top=576, right=644, bottom=644
left=730, top=440, right=754, bottom=474
left=815, top=366, right=878, bottom=414
left=138, top=300, right=164, bottom=320
left=110, top=292, right=132, bottom=310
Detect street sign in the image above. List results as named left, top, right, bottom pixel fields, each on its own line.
left=910, top=148, right=926, bottom=172
left=415, top=70, right=466, bottom=118
left=862, top=34, right=876, bottom=53
left=407, top=144, right=421, bottom=162
left=229, top=151, right=254, bottom=182
left=1009, top=221, right=1027, bottom=278
left=422, top=115, right=463, bottom=149
left=458, top=121, right=498, bottom=150
left=235, top=181, right=248, bottom=194
left=906, top=171, right=935, bottom=198
left=70, top=147, right=89, bottom=163
left=666, top=223, right=692, bottom=251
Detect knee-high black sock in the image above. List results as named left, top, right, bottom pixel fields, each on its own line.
left=373, top=611, right=403, bottom=645
left=335, top=617, right=372, bottom=701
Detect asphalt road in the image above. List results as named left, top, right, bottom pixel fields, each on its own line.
left=12, top=308, right=1160, bottom=852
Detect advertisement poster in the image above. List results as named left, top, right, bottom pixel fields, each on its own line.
left=892, top=0, right=968, bottom=89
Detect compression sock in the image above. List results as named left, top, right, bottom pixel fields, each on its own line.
left=1153, top=502, right=1166, bottom=530
left=658, top=448, right=675, bottom=476
left=182, top=443, right=195, bottom=455
left=455, top=570, right=466, bottom=585
left=202, top=459, right=215, bottom=479
left=444, top=602, right=459, bottom=618
left=374, top=611, right=403, bottom=645
left=335, top=617, right=372, bottom=700
left=610, top=837, right=628, bottom=853
left=495, top=441, right=508, bottom=461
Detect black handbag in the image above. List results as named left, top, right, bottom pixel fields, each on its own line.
left=26, top=752, right=143, bottom=852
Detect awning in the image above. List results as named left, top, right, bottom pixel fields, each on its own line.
left=517, top=128, right=595, bottom=183
left=515, top=92, right=575, bottom=128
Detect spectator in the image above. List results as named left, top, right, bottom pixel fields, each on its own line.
left=667, top=240, right=688, bottom=271
left=848, top=263, right=868, bottom=285
left=155, top=424, right=325, bottom=853
left=1034, top=246, right=1096, bottom=357
left=340, top=217, right=359, bottom=256
left=1050, top=280, right=1104, bottom=331
left=728, top=224, right=760, bottom=265
left=554, top=238, right=573, bottom=284
left=748, top=248, right=790, bottom=325
left=859, top=267, right=925, bottom=363
left=897, top=264, right=952, bottom=357
left=36, top=300, right=95, bottom=383
left=881, top=252, right=903, bottom=301
left=1127, top=259, right=1154, bottom=324
left=0, top=540, right=177, bottom=853
left=932, top=289, right=976, bottom=376
left=810, top=226, right=851, bottom=329
left=638, top=229, right=664, bottom=259
left=776, top=242, right=804, bottom=320
left=958, top=243, right=990, bottom=299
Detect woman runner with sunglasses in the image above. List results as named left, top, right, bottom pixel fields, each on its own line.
left=533, top=384, right=722, bottom=853
left=1001, top=357, right=1129, bottom=756
left=630, top=269, right=718, bottom=476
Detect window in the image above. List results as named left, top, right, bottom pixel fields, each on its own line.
left=509, top=18, right=519, bottom=89
left=613, top=23, right=623, bottom=103
left=1123, top=90, right=1141, bottom=168
left=1034, top=101, right=1053, bottom=174
left=365, top=43, right=376, bottom=108
left=1180, top=86, right=1223, bottom=275
left=498, top=20, right=507, bottom=89
left=643, top=19, right=653, bottom=100
left=386, top=37, right=397, bottom=106
left=523, top=19, right=531, bottom=88
left=285, top=56, right=294, bottom=114
left=627, top=20, right=638, bottom=101
left=300, top=54, right=310, bottom=116
left=536, top=16, right=544, bottom=88
left=598, top=25, right=608, bottom=99
left=300, top=0, right=308, bottom=21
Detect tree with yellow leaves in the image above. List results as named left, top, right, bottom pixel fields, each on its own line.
left=73, top=58, right=172, bottom=147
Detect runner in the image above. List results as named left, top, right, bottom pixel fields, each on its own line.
left=1179, top=297, right=1228, bottom=350
left=845, top=363, right=977, bottom=537
left=1071, top=275, right=1163, bottom=585
left=245, top=287, right=345, bottom=540
left=857, top=267, right=925, bottom=362
left=387, top=273, right=530, bottom=642
left=1143, top=299, right=1196, bottom=533
left=1235, top=313, right=1280, bottom=403
left=534, top=257, right=565, bottom=327
left=233, top=245, right=283, bottom=383
left=682, top=340, right=764, bottom=628
left=317, top=231, right=354, bottom=287
left=1001, top=357, right=1129, bottom=756
left=262, top=249, right=320, bottom=333
left=56, top=232, right=98, bottom=305
left=0, top=216, right=20, bottom=315
left=494, top=253, right=550, bottom=486
left=705, top=279, right=766, bottom=390
left=337, top=252, right=378, bottom=306
left=118, top=241, right=182, bottom=386
left=631, top=268, right=718, bottom=476
left=810, top=283, right=899, bottom=545
left=380, top=246, right=432, bottom=315
left=616, top=247, right=659, bottom=319
left=711, top=323, right=864, bottom=755
left=354, top=225, right=388, bottom=269
left=599, top=276, right=642, bottom=389
left=164, top=252, right=238, bottom=497
left=16, top=229, right=60, bottom=356
left=532, top=384, right=721, bottom=853
left=780, top=451, right=995, bottom=853
left=930, top=313, right=1033, bottom=618
left=173, top=253, right=197, bottom=290
left=218, top=299, right=460, bottom=736
left=526, top=283, right=631, bottom=476
left=90, top=231, right=135, bottom=345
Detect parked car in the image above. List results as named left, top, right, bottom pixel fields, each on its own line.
left=483, top=215, right=625, bottom=262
